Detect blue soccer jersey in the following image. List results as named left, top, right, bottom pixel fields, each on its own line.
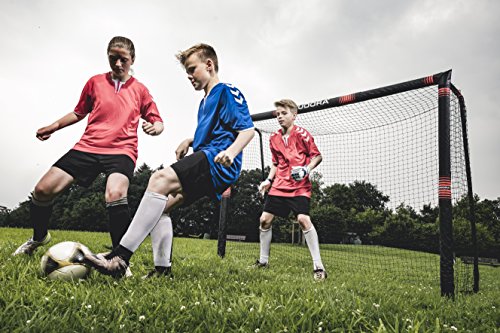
left=192, top=83, right=254, bottom=199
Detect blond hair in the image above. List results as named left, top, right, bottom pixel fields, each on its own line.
left=274, top=99, right=298, bottom=114
left=176, top=43, right=219, bottom=72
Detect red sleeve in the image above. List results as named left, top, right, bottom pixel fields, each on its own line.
left=270, top=137, right=279, bottom=166
left=140, top=86, right=163, bottom=124
left=305, top=130, right=321, bottom=158
left=73, top=79, right=94, bottom=116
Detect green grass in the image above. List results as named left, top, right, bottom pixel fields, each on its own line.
left=1, top=227, right=498, bottom=332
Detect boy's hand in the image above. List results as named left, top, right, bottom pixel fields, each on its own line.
left=36, top=124, right=58, bottom=141
left=142, top=121, right=163, bottom=136
left=291, top=166, right=310, bottom=181
left=175, top=139, right=192, bottom=160
left=258, top=179, right=272, bottom=197
left=214, top=150, right=235, bottom=167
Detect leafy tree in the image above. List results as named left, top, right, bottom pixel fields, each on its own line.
left=311, top=204, right=350, bottom=243
left=227, top=168, right=264, bottom=241
left=171, top=197, right=217, bottom=237
left=320, top=181, right=388, bottom=213
left=369, top=205, right=420, bottom=250
left=419, top=204, right=439, bottom=224
left=129, top=163, right=154, bottom=215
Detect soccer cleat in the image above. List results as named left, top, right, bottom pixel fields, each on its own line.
left=250, top=260, right=269, bottom=269
left=94, top=253, right=133, bottom=277
left=82, top=253, right=128, bottom=278
left=313, top=268, right=327, bottom=281
left=141, top=267, right=173, bottom=280
left=12, top=232, right=52, bottom=256
left=125, top=267, right=133, bottom=278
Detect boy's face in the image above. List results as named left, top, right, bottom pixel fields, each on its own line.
left=108, top=47, right=133, bottom=81
left=275, top=106, right=296, bottom=129
left=184, top=53, right=212, bottom=91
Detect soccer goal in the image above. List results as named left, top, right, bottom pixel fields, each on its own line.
left=220, top=70, right=478, bottom=296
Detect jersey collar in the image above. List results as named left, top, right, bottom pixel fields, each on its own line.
left=106, top=72, right=135, bottom=88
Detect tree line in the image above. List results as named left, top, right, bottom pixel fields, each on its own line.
left=1, top=164, right=498, bottom=259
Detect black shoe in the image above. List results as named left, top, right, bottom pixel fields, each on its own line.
left=83, top=253, right=128, bottom=278
left=250, top=260, right=269, bottom=269
left=12, top=232, right=52, bottom=256
left=313, top=268, right=327, bottom=281
left=142, top=267, right=173, bottom=279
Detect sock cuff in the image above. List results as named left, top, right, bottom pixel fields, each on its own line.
left=303, top=225, right=316, bottom=234
left=31, top=196, right=54, bottom=207
left=106, top=197, right=128, bottom=208
left=259, top=226, right=272, bottom=232
left=145, top=191, right=168, bottom=201
left=115, top=244, right=134, bottom=263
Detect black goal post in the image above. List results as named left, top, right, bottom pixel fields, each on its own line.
left=218, top=70, right=478, bottom=297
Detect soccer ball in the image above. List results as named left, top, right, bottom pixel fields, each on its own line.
left=40, top=241, right=91, bottom=281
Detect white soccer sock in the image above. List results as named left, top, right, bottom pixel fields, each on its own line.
left=303, top=225, right=324, bottom=270
left=120, top=191, right=168, bottom=252
left=151, top=213, right=173, bottom=267
left=259, top=227, right=272, bottom=264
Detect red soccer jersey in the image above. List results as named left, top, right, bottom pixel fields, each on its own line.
left=72, top=73, right=162, bottom=163
left=268, top=125, right=321, bottom=198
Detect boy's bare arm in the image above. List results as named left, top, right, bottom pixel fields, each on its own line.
left=308, top=155, right=322, bottom=171
left=36, top=112, right=85, bottom=141
left=259, top=164, right=277, bottom=196
left=214, top=128, right=255, bottom=167
left=267, top=164, right=277, bottom=181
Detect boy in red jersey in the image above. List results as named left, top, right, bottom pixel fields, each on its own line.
left=13, top=37, right=164, bottom=262
left=254, top=99, right=327, bottom=281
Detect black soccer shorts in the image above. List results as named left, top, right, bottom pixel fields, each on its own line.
left=263, top=195, right=311, bottom=218
left=170, top=150, right=217, bottom=206
left=54, top=149, right=135, bottom=187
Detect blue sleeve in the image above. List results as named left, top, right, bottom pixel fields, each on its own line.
left=219, top=84, right=254, bottom=132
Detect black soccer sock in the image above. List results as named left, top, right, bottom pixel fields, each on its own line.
left=31, top=197, right=53, bottom=242
left=106, top=198, right=131, bottom=248
left=112, top=245, right=133, bottom=264
left=155, top=266, right=169, bottom=272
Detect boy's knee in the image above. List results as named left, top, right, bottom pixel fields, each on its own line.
left=148, top=168, right=180, bottom=194
left=259, top=215, right=272, bottom=230
left=33, top=182, right=57, bottom=201
left=297, top=215, right=312, bottom=230
left=149, top=169, right=169, bottom=185
left=105, top=189, right=127, bottom=202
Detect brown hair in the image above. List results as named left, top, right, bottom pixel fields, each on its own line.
left=176, top=43, right=218, bottom=72
left=107, top=36, right=135, bottom=61
left=274, top=99, right=298, bottom=114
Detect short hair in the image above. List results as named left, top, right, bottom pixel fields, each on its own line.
left=274, top=99, right=298, bottom=114
left=176, top=43, right=219, bottom=72
left=108, top=36, right=135, bottom=61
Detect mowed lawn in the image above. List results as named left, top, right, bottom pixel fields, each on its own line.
left=0, top=227, right=498, bottom=332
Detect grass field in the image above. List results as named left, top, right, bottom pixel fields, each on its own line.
left=1, top=227, right=498, bottom=332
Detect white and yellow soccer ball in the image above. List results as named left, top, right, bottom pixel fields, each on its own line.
left=40, top=241, right=91, bottom=281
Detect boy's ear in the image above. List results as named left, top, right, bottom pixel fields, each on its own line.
left=206, top=58, right=214, bottom=71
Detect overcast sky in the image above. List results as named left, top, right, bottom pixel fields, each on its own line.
left=0, top=0, right=498, bottom=209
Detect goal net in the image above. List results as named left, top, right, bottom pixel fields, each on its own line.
left=222, top=70, right=477, bottom=296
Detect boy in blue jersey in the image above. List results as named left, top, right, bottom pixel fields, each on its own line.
left=84, top=43, right=255, bottom=277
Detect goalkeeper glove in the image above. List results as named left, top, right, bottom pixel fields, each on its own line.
left=291, top=166, right=310, bottom=181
